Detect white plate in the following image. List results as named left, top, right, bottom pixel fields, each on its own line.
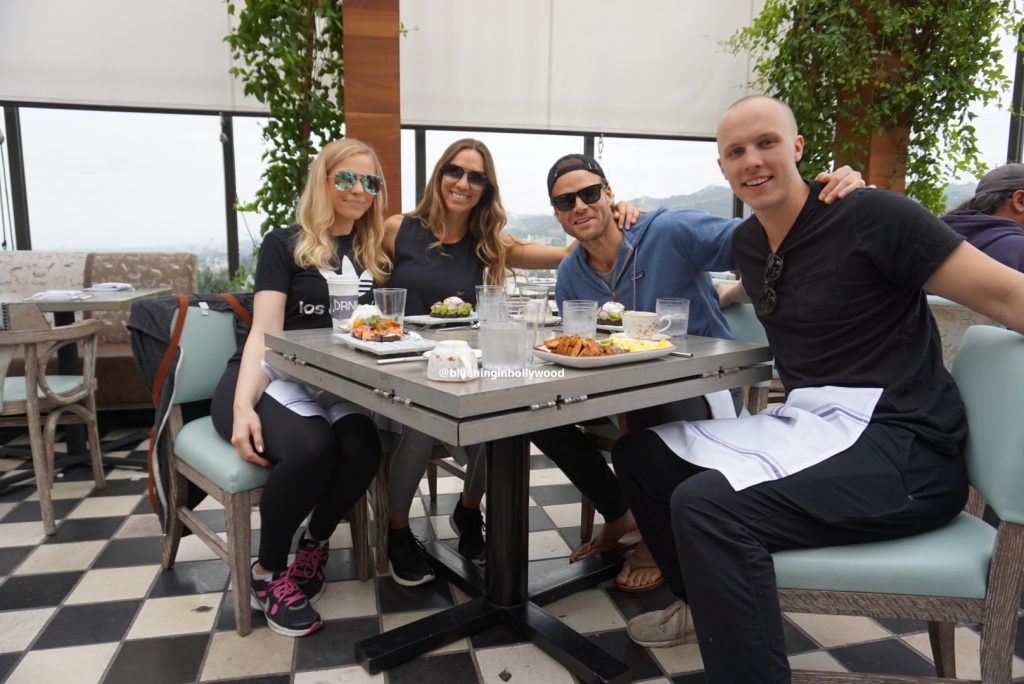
left=333, top=332, right=438, bottom=356
left=610, top=332, right=671, bottom=342
left=421, top=349, right=482, bottom=359
left=404, top=313, right=478, bottom=326
left=596, top=322, right=623, bottom=332
left=532, top=343, right=675, bottom=368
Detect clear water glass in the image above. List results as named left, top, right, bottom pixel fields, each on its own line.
left=373, top=288, right=407, bottom=328
left=561, top=300, right=598, bottom=338
left=656, top=297, right=690, bottom=338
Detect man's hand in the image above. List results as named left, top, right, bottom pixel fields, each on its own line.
left=816, top=166, right=867, bottom=204
left=612, top=201, right=643, bottom=230
left=717, top=281, right=749, bottom=308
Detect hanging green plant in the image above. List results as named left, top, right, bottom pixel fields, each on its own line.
left=226, top=0, right=345, bottom=237
left=728, top=0, right=1022, bottom=212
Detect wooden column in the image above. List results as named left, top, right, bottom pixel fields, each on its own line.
left=343, top=0, right=401, bottom=214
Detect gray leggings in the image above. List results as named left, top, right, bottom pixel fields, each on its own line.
left=388, top=426, right=486, bottom=516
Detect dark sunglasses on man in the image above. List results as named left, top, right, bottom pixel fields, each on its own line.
left=332, top=170, right=383, bottom=196
left=758, top=253, right=784, bottom=316
left=550, top=183, right=607, bottom=212
left=440, top=163, right=490, bottom=190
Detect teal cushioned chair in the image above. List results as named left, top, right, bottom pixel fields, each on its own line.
left=773, top=325, right=1024, bottom=683
left=720, top=301, right=776, bottom=415
left=159, top=308, right=370, bottom=636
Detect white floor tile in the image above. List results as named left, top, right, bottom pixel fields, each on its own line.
left=315, top=579, right=377, bottom=620
left=127, top=592, right=223, bottom=638
left=65, top=494, right=142, bottom=519
left=786, top=613, right=891, bottom=648
left=65, top=564, right=160, bottom=604
left=7, top=642, right=118, bottom=684
left=0, top=521, right=46, bottom=548
left=13, top=540, right=105, bottom=575
left=545, top=588, right=626, bottom=634
left=475, top=642, right=575, bottom=684
left=529, top=468, right=572, bottom=486
left=527, top=529, right=572, bottom=560
left=0, top=607, right=55, bottom=653
left=293, top=666, right=385, bottom=683
left=788, top=649, right=848, bottom=673
left=200, top=628, right=295, bottom=681
left=381, top=609, right=468, bottom=655
left=902, top=625, right=1024, bottom=679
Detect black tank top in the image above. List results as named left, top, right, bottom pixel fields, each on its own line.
left=387, top=216, right=486, bottom=315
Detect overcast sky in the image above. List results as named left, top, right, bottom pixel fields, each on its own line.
left=1, top=32, right=1019, bottom=253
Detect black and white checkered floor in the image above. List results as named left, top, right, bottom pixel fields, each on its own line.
left=0, top=427, right=1022, bottom=684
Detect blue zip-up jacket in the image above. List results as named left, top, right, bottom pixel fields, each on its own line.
left=555, top=207, right=739, bottom=339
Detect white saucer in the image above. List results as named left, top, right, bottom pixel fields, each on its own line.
left=610, top=332, right=671, bottom=341
left=422, top=349, right=483, bottom=359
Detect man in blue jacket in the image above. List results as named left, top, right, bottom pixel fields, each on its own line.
left=530, top=154, right=863, bottom=592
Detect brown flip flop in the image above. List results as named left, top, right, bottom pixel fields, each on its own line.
left=615, top=554, right=664, bottom=593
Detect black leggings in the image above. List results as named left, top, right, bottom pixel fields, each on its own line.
left=211, top=364, right=381, bottom=572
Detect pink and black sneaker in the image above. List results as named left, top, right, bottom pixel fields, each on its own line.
left=250, top=565, right=323, bottom=637
left=288, top=538, right=329, bottom=603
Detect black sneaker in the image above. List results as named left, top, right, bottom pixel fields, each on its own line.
left=288, top=538, right=328, bottom=603
left=250, top=565, right=323, bottom=637
left=450, top=499, right=486, bottom=566
left=387, top=527, right=436, bottom=587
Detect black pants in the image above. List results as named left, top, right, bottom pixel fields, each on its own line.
left=529, top=397, right=713, bottom=522
left=613, top=423, right=967, bottom=684
left=211, top=364, right=381, bottom=572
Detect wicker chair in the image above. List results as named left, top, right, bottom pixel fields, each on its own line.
left=0, top=303, right=104, bottom=535
left=773, top=325, right=1024, bottom=683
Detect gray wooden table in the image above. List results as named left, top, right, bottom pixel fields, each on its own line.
left=265, top=327, right=772, bottom=683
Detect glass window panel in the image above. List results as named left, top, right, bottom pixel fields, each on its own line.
left=232, top=115, right=270, bottom=275
left=20, top=108, right=227, bottom=258
left=0, top=113, right=16, bottom=250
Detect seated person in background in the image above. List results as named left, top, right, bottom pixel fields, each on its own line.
left=617, top=94, right=1024, bottom=683
left=942, top=163, right=1024, bottom=271
left=531, top=153, right=864, bottom=592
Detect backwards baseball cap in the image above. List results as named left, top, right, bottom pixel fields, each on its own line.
left=976, top=163, right=1024, bottom=195
left=546, top=153, right=607, bottom=196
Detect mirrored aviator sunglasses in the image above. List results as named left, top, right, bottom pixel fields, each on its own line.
left=550, top=183, right=606, bottom=212
left=332, top=170, right=383, bottom=196
left=440, top=163, right=490, bottom=190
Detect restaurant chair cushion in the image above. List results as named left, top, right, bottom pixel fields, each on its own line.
left=172, top=416, right=270, bottom=494
left=3, top=375, right=85, bottom=402
left=773, top=512, right=995, bottom=600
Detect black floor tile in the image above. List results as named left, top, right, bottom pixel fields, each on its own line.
left=527, top=557, right=567, bottom=581
left=213, top=676, right=289, bottom=684
left=193, top=508, right=226, bottom=533
left=103, top=633, right=209, bottom=684
left=527, top=505, right=554, bottom=531
left=132, top=498, right=155, bottom=515
left=322, top=547, right=360, bottom=583
left=829, top=639, right=937, bottom=677
left=421, top=493, right=459, bottom=518
left=0, top=571, right=81, bottom=610
left=92, top=536, right=164, bottom=568
left=586, top=629, right=663, bottom=681
left=34, top=600, right=140, bottom=649
left=782, top=617, right=818, bottom=654
left=377, top=576, right=453, bottom=614
left=873, top=617, right=928, bottom=635
left=0, top=482, right=35, bottom=504
left=293, top=616, right=379, bottom=671
left=528, top=484, right=582, bottom=506
left=672, top=672, right=710, bottom=683
left=216, top=590, right=268, bottom=633
left=607, top=584, right=679, bottom=622
left=43, top=516, right=123, bottom=543
left=0, top=652, right=20, bottom=682
left=148, top=560, right=229, bottom=598
left=0, top=546, right=32, bottom=576
left=90, top=478, right=148, bottom=497
left=386, top=652, right=478, bottom=684
left=2, top=498, right=80, bottom=523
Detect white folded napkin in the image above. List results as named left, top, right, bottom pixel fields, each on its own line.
left=86, top=282, right=134, bottom=292
left=28, top=289, right=92, bottom=300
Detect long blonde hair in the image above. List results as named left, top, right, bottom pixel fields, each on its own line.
left=293, top=138, right=391, bottom=283
left=407, top=138, right=511, bottom=286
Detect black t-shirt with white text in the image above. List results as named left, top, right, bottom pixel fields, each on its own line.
left=732, top=183, right=966, bottom=452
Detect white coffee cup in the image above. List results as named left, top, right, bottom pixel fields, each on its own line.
left=326, top=273, right=360, bottom=331
left=622, top=310, right=671, bottom=340
left=427, top=340, right=479, bottom=382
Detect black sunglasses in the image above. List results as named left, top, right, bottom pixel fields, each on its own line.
left=550, top=183, right=607, bottom=212
left=440, top=163, right=490, bottom=190
left=758, top=253, right=784, bottom=316
left=332, top=170, right=383, bottom=196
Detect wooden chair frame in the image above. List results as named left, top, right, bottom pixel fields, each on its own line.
left=1, top=304, right=103, bottom=534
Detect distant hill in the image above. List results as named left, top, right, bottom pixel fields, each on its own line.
left=504, top=181, right=979, bottom=243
